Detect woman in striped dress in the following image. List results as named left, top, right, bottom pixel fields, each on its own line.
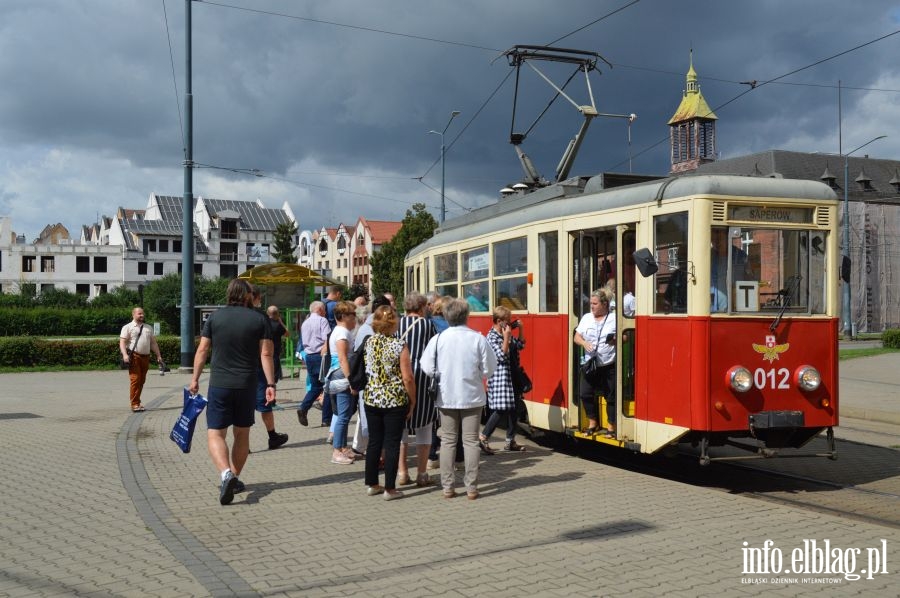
left=395, top=292, right=437, bottom=487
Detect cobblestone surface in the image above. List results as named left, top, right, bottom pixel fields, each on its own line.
left=0, top=360, right=898, bottom=597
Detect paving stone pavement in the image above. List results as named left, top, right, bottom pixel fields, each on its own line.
left=1, top=365, right=898, bottom=597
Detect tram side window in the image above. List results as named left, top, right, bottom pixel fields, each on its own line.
left=654, top=212, right=689, bottom=314
left=539, top=231, right=559, bottom=312
left=462, top=246, right=489, bottom=311
left=493, top=237, right=527, bottom=310
left=434, top=251, right=459, bottom=298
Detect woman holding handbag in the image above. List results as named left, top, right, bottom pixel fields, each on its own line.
left=325, top=301, right=358, bottom=465
left=479, top=306, right=527, bottom=454
left=573, top=288, right=617, bottom=436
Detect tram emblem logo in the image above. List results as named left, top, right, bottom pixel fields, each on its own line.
left=752, top=335, right=790, bottom=363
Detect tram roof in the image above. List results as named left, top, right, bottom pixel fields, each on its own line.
left=408, top=173, right=838, bottom=259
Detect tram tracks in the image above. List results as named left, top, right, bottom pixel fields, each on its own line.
left=537, top=432, right=900, bottom=530
left=714, top=460, right=900, bottom=530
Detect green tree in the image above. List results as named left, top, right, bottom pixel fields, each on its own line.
left=142, top=274, right=232, bottom=334
left=143, top=273, right=182, bottom=333
left=370, top=203, right=437, bottom=297
left=90, top=285, right=140, bottom=309
left=273, top=221, right=298, bottom=263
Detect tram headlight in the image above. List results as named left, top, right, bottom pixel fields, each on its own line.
left=726, top=366, right=752, bottom=393
left=794, top=365, right=821, bottom=391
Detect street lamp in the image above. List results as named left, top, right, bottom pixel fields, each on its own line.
left=842, top=134, right=886, bottom=339
left=429, top=110, right=461, bottom=224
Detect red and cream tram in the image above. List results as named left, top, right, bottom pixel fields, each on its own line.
left=404, top=174, right=841, bottom=463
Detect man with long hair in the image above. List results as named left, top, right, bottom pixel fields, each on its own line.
left=189, top=278, right=277, bottom=505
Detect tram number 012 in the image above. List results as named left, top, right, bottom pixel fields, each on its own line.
left=753, top=368, right=790, bottom=390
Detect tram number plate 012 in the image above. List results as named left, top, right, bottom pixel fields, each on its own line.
left=753, top=368, right=790, bottom=390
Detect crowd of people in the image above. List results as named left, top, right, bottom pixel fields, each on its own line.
left=133, top=279, right=621, bottom=506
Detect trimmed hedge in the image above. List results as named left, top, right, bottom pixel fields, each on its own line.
left=883, top=328, right=900, bottom=349
left=0, top=336, right=183, bottom=369
left=0, top=307, right=130, bottom=337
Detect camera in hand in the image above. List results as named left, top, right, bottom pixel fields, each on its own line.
left=509, top=320, right=521, bottom=330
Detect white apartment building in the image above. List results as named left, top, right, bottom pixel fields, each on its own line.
left=0, top=194, right=298, bottom=297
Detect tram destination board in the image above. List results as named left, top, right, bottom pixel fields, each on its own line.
left=729, top=205, right=813, bottom=223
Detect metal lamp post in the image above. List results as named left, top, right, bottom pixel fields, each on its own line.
left=842, top=135, right=886, bottom=339
left=429, top=110, right=461, bottom=224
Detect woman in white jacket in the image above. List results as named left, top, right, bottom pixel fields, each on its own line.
left=420, top=298, right=497, bottom=500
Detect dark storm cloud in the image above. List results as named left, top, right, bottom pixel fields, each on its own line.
left=0, top=0, right=897, bottom=236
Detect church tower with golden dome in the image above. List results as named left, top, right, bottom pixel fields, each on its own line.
left=668, top=52, right=717, bottom=173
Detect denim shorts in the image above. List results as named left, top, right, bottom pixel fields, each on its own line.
left=206, top=386, right=256, bottom=429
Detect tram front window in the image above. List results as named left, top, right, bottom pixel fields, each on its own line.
left=715, top=227, right=825, bottom=314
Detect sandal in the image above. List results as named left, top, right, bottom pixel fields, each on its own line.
left=132, top=406, right=146, bottom=412
left=467, top=490, right=479, bottom=500
left=415, top=473, right=435, bottom=487
left=396, top=473, right=411, bottom=486
left=478, top=437, right=496, bottom=456
left=442, top=489, right=457, bottom=499
left=504, top=441, right=526, bottom=452
left=330, top=454, right=354, bottom=465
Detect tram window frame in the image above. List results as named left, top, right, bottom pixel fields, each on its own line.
left=539, top=231, right=559, bottom=312
left=727, top=226, right=824, bottom=314
left=493, top=277, right=527, bottom=311
left=462, top=246, right=490, bottom=312
left=434, top=251, right=459, bottom=298
left=493, top=237, right=527, bottom=276
left=435, top=251, right=458, bottom=283
left=461, top=246, right=489, bottom=281
left=406, top=265, right=415, bottom=294
left=492, top=237, right=528, bottom=311
left=653, top=212, right=689, bottom=314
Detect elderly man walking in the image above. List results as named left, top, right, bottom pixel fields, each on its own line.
left=297, top=301, right=331, bottom=427
left=189, top=279, right=277, bottom=505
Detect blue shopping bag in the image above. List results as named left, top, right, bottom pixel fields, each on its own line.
left=170, top=387, right=208, bottom=453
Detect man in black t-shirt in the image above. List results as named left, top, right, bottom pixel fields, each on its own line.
left=189, top=279, right=276, bottom=505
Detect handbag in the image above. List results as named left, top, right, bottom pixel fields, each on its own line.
left=119, top=323, right=144, bottom=369
left=578, top=314, right=608, bottom=377
left=348, top=335, right=371, bottom=391
left=424, top=333, right=442, bottom=403
left=509, top=344, right=532, bottom=395
left=580, top=353, right=601, bottom=377
left=318, top=330, right=333, bottom=384
left=170, top=387, right=208, bottom=453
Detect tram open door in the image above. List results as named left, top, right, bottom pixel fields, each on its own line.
left=571, top=225, right=637, bottom=445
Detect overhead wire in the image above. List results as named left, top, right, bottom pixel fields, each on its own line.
left=417, top=0, right=643, bottom=210
left=161, top=0, right=186, bottom=156
left=197, top=0, right=500, bottom=52
left=164, top=3, right=899, bottom=219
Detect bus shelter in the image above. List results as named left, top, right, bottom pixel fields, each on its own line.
left=238, top=263, right=341, bottom=378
